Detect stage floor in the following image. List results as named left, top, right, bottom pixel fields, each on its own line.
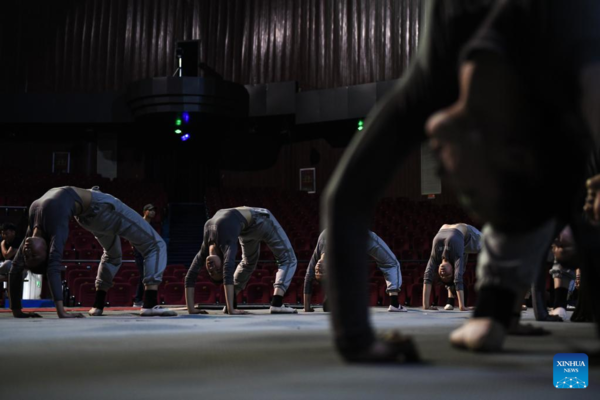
left=1, top=306, right=598, bottom=399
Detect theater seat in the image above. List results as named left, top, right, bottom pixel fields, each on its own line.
left=162, top=282, right=185, bottom=305
left=194, top=282, right=217, bottom=304
left=107, top=283, right=132, bottom=306
left=245, top=283, right=270, bottom=304
left=77, top=282, right=97, bottom=307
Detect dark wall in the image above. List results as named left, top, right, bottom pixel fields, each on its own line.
left=0, top=126, right=459, bottom=204
left=0, top=0, right=451, bottom=204
left=0, top=128, right=97, bottom=175
left=221, top=137, right=460, bottom=205
left=0, top=0, right=421, bottom=93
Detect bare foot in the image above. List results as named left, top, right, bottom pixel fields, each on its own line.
left=508, top=322, right=550, bottom=336
left=88, top=307, right=103, bottom=316
left=548, top=307, right=567, bottom=321
left=449, top=318, right=506, bottom=352
left=342, top=331, right=420, bottom=363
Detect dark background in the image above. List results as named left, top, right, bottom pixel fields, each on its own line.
left=0, top=0, right=453, bottom=203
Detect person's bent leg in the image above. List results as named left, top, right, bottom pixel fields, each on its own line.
left=450, top=220, right=556, bottom=351
left=371, top=236, right=404, bottom=313
left=133, top=251, right=145, bottom=307
left=445, top=288, right=456, bottom=310
left=507, top=287, right=551, bottom=336
left=548, top=265, right=573, bottom=320
left=113, top=199, right=174, bottom=317
left=234, top=238, right=260, bottom=292
left=138, top=238, right=175, bottom=316
left=90, top=233, right=122, bottom=316
left=260, top=214, right=298, bottom=314
left=226, top=238, right=259, bottom=313
left=381, top=269, right=405, bottom=312
left=324, top=0, right=494, bottom=362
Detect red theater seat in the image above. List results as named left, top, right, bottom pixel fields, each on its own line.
left=173, top=269, right=189, bottom=282
left=74, top=236, right=96, bottom=250
left=168, top=264, right=188, bottom=272
left=107, top=283, right=132, bottom=306
left=117, top=268, right=140, bottom=281
left=245, top=283, right=270, bottom=304
left=77, top=282, right=97, bottom=307
left=122, top=248, right=136, bottom=258
left=260, top=249, right=275, bottom=261
left=260, top=275, right=276, bottom=287
left=237, top=289, right=245, bottom=304
left=66, top=268, right=92, bottom=289
left=283, top=283, right=298, bottom=304
left=79, top=249, right=102, bottom=260
left=162, top=282, right=185, bottom=305
left=129, top=276, right=141, bottom=289
left=194, top=282, right=217, bottom=304
left=310, top=282, right=325, bottom=304
left=435, top=285, right=449, bottom=306
left=295, top=268, right=306, bottom=278
left=368, top=283, right=379, bottom=306
left=252, top=269, right=269, bottom=281
left=62, top=250, right=79, bottom=260
left=466, top=284, right=478, bottom=307
left=160, top=276, right=177, bottom=287
left=370, top=269, right=384, bottom=278
left=410, top=283, right=430, bottom=307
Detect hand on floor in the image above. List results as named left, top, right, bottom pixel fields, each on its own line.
left=13, top=311, right=42, bottom=318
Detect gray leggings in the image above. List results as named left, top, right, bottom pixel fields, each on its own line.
left=476, top=218, right=557, bottom=293
left=368, top=234, right=402, bottom=293
left=234, top=208, right=297, bottom=293
left=76, top=189, right=166, bottom=291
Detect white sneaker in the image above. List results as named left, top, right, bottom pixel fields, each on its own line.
left=270, top=305, right=298, bottom=314
left=140, top=305, right=177, bottom=317
left=388, top=305, right=408, bottom=312
left=549, top=307, right=567, bottom=321
left=444, top=304, right=454, bottom=311
left=88, top=307, right=103, bottom=316
left=133, top=301, right=143, bottom=308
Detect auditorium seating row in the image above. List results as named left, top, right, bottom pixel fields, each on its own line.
left=0, top=173, right=168, bottom=219
left=57, top=261, right=480, bottom=307
left=1, top=182, right=488, bottom=308
left=204, top=188, right=477, bottom=261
